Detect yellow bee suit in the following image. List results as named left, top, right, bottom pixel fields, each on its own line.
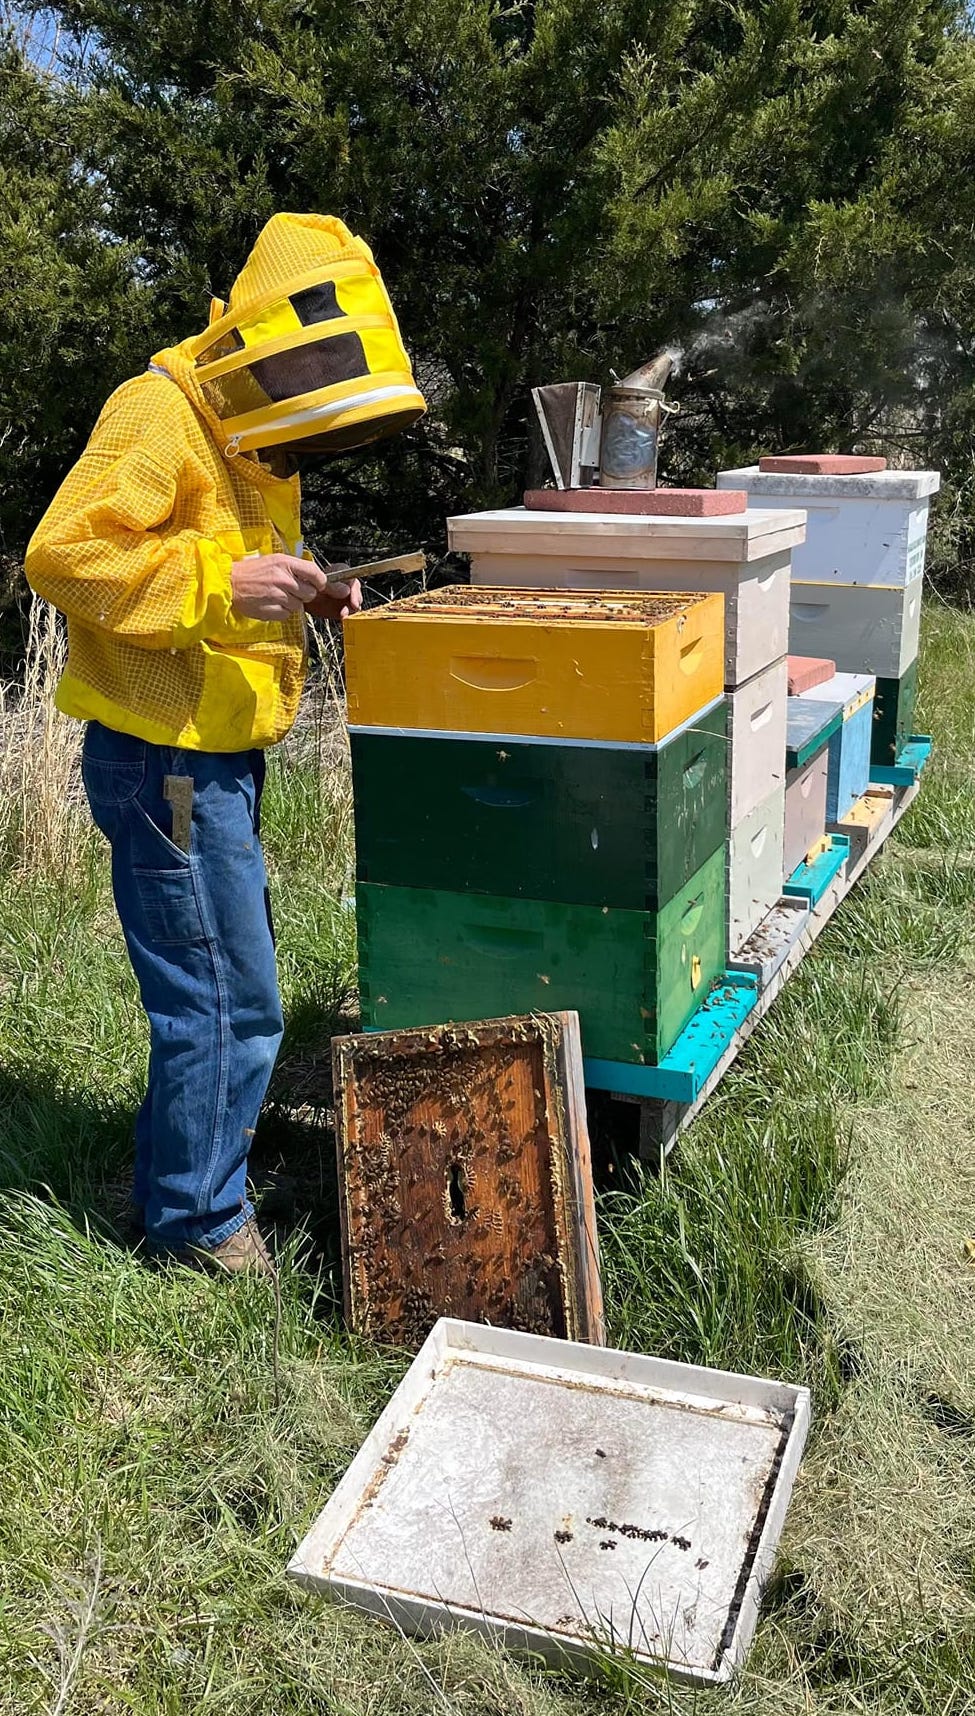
left=24, top=213, right=425, bottom=752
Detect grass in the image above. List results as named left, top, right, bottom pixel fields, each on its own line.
left=1, top=598, right=975, bottom=1711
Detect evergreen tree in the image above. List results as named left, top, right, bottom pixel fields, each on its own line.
left=0, top=32, right=152, bottom=599
left=6, top=2, right=975, bottom=586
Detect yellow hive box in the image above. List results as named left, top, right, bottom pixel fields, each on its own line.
left=829, top=785, right=895, bottom=865
left=345, top=586, right=724, bottom=745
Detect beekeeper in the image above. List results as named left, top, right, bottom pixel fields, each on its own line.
left=26, top=214, right=425, bottom=1275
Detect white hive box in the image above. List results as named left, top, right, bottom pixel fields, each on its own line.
left=784, top=752, right=829, bottom=879
left=288, top=1320, right=810, bottom=1685
left=728, top=786, right=786, bottom=952
left=788, top=578, right=922, bottom=679
left=716, top=466, right=939, bottom=587
left=728, top=657, right=789, bottom=826
left=447, top=505, right=805, bottom=687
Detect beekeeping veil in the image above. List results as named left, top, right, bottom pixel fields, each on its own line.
left=177, top=213, right=426, bottom=458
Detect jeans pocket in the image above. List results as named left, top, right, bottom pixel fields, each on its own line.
left=132, top=863, right=209, bottom=946
left=83, top=754, right=147, bottom=846
left=128, top=791, right=207, bottom=945
left=82, top=725, right=147, bottom=799
left=131, top=796, right=195, bottom=868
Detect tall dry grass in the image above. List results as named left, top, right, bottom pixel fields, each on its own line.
left=0, top=598, right=88, bottom=877
left=0, top=602, right=357, bottom=886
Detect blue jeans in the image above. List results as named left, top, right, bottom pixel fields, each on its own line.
left=81, top=721, right=284, bottom=1251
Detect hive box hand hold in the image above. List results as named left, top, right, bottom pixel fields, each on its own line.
left=333, top=1013, right=603, bottom=1348
left=345, top=585, right=724, bottom=747
left=287, top=1319, right=812, bottom=1686
left=350, top=699, right=728, bottom=913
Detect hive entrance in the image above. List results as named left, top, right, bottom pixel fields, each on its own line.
left=447, top=1161, right=468, bottom=1223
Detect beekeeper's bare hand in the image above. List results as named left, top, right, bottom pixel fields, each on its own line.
left=231, top=553, right=330, bottom=621
left=304, top=570, right=363, bottom=621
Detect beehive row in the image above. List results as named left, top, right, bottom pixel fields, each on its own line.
left=346, top=587, right=729, bottom=1065
left=716, top=459, right=937, bottom=899
left=348, top=461, right=936, bottom=1085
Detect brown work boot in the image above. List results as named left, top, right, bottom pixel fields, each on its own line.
left=168, top=1215, right=277, bottom=1277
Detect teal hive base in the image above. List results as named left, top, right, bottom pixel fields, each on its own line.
left=583, top=973, right=760, bottom=1103
left=870, top=735, right=932, bottom=787
left=783, top=834, right=850, bottom=906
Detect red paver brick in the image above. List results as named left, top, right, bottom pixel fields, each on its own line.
left=758, top=454, right=887, bottom=476
left=524, top=487, right=748, bottom=516
left=788, top=655, right=837, bottom=696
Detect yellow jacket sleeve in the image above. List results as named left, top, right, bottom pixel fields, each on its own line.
left=25, top=378, right=239, bottom=651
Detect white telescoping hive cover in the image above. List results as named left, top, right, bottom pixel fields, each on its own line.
left=288, top=1321, right=810, bottom=1684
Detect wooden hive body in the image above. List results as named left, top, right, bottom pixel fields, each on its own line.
left=717, top=464, right=938, bottom=588
left=345, top=585, right=724, bottom=746
left=357, top=846, right=727, bottom=1066
left=350, top=698, right=727, bottom=914
left=788, top=578, right=922, bottom=679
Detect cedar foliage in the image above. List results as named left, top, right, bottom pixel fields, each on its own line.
left=4, top=1, right=975, bottom=590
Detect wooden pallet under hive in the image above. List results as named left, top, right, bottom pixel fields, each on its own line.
left=333, top=1012, right=604, bottom=1349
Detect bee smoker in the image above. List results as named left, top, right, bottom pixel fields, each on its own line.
left=531, top=349, right=678, bottom=492
left=599, top=353, right=678, bottom=490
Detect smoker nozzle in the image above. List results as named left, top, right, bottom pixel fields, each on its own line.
left=619, top=351, right=676, bottom=393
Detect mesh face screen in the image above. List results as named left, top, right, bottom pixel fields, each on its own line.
left=250, top=331, right=367, bottom=400
left=197, top=283, right=348, bottom=374
left=201, top=365, right=271, bottom=422
left=200, top=330, right=369, bottom=420
left=196, top=326, right=246, bottom=365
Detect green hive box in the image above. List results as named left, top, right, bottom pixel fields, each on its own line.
left=350, top=700, right=727, bottom=912
left=871, top=660, right=918, bottom=765
left=357, top=846, right=727, bottom=1065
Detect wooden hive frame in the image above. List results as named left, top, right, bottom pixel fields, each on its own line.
left=333, top=1011, right=604, bottom=1348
